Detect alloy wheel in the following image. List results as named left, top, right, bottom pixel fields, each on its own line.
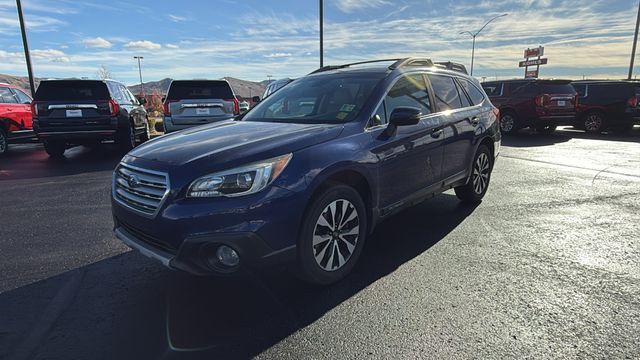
left=500, top=115, right=515, bottom=133
left=472, top=153, right=490, bottom=194
left=585, top=114, right=603, bottom=132
left=312, top=199, right=360, bottom=271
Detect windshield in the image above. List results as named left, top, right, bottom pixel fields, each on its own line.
left=244, top=73, right=385, bottom=124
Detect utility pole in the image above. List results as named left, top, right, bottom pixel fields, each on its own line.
left=134, top=56, right=144, bottom=95
left=16, top=0, right=35, bottom=97
left=319, top=0, right=324, bottom=68
left=629, top=1, right=640, bottom=80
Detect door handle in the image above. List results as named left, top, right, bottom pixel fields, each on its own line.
left=431, top=129, right=443, bottom=139
left=470, top=117, right=480, bottom=126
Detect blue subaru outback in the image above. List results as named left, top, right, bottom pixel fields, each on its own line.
left=111, top=58, right=501, bottom=285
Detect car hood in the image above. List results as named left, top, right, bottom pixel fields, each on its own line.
left=128, top=120, right=344, bottom=167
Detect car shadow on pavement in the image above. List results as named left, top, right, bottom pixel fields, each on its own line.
left=0, top=193, right=478, bottom=360
left=0, top=144, right=123, bottom=181
left=502, top=126, right=640, bottom=148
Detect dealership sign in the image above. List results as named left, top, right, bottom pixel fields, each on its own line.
left=520, top=46, right=547, bottom=79
left=519, top=58, right=548, bottom=67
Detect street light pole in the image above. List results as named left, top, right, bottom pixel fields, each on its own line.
left=133, top=56, right=144, bottom=96
left=629, top=1, right=640, bottom=80
left=319, top=0, right=324, bottom=68
left=16, top=0, right=35, bottom=97
left=461, top=13, right=508, bottom=76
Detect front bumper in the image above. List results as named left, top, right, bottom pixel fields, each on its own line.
left=111, top=180, right=306, bottom=275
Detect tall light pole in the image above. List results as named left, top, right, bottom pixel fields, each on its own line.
left=460, top=13, right=508, bottom=76
left=629, top=1, right=640, bottom=80
left=16, top=0, right=35, bottom=96
left=319, top=0, right=324, bottom=68
left=133, top=56, right=144, bottom=96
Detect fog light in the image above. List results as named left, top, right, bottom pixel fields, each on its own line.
left=216, top=245, right=240, bottom=267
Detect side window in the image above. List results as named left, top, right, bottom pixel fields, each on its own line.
left=461, top=79, right=486, bottom=105
left=384, top=73, right=431, bottom=120
left=573, top=84, right=587, bottom=97
left=482, top=83, right=503, bottom=97
left=455, top=81, right=472, bottom=108
left=119, top=84, right=133, bottom=104
left=107, top=82, right=125, bottom=103
left=12, top=89, right=32, bottom=104
left=0, top=87, right=18, bottom=104
left=428, top=74, right=463, bottom=111
left=370, top=101, right=387, bottom=126
left=124, top=87, right=138, bottom=105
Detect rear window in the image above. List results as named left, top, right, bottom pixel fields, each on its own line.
left=167, top=81, right=234, bottom=100
left=35, top=81, right=110, bottom=101
left=540, top=83, right=576, bottom=94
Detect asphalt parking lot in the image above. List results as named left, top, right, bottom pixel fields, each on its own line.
left=1, top=127, right=639, bottom=360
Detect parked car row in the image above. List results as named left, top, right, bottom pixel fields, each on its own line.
left=481, top=79, right=640, bottom=135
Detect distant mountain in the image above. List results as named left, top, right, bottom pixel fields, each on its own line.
left=0, top=73, right=267, bottom=100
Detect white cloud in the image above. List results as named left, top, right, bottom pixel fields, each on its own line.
left=333, top=0, right=390, bottom=13
left=168, top=14, right=186, bottom=22
left=264, top=53, right=292, bottom=58
left=82, top=37, right=112, bottom=49
left=165, top=43, right=179, bottom=49
left=124, top=40, right=162, bottom=50
left=31, top=49, right=70, bottom=63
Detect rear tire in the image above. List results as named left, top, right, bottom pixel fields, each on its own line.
left=499, top=112, right=519, bottom=135
left=297, top=185, right=367, bottom=285
left=455, top=145, right=493, bottom=204
left=44, top=141, right=66, bottom=158
left=117, top=123, right=135, bottom=152
left=535, top=124, right=557, bottom=135
left=0, top=128, right=7, bottom=156
left=583, top=112, right=605, bottom=133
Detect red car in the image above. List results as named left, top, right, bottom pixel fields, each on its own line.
left=0, top=83, right=34, bottom=155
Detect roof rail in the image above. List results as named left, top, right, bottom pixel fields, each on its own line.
left=310, top=58, right=403, bottom=74
left=389, top=57, right=434, bottom=70
left=434, top=61, right=468, bottom=74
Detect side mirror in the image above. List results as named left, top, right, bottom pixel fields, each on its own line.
left=389, top=107, right=421, bottom=126
left=383, top=107, right=421, bottom=137
left=161, top=96, right=166, bottom=102
left=137, top=96, right=147, bottom=105
left=252, top=96, right=261, bottom=103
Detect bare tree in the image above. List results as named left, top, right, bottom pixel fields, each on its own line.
left=96, top=65, right=112, bottom=80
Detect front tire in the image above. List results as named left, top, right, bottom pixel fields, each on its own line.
left=0, top=128, right=7, bottom=156
left=455, top=145, right=493, bottom=204
left=297, top=185, right=367, bottom=285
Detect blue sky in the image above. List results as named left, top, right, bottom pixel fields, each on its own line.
left=0, top=0, right=638, bottom=85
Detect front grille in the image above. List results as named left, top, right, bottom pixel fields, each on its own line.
left=117, top=218, right=178, bottom=254
left=113, top=163, right=169, bottom=217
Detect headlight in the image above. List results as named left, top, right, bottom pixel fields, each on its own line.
left=187, top=154, right=292, bottom=198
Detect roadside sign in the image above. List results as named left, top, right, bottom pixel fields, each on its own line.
left=519, top=58, right=548, bottom=67
left=524, top=47, right=544, bottom=58
left=525, top=70, right=539, bottom=78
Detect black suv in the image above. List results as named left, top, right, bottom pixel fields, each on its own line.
left=111, top=58, right=501, bottom=285
left=32, top=79, right=149, bottom=157
left=572, top=80, right=640, bottom=133
left=482, top=79, right=577, bottom=134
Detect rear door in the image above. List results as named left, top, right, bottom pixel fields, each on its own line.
left=33, top=81, right=115, bottom=129
left=166, top=81, right=236, bottom=125
left=0, top=86, right=22, bottom=132
left=427, top=74, right=476, bottom=179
